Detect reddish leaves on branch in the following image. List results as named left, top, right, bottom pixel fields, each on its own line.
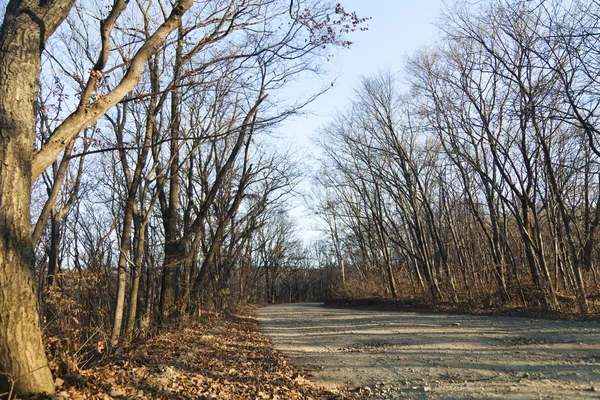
left=296, top=3, right=370, bottom=48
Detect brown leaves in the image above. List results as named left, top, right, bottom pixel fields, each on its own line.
left=45, top=307, right=351, bottom=400
left=294, top=3, right=370, bottom=49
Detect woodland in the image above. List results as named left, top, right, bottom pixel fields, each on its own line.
left=0, top=0, right=599, bottom=398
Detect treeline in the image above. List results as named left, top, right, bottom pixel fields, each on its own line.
left=314, top=0, right=600, bottom=314
left=0, top=1, right=365, bottom=396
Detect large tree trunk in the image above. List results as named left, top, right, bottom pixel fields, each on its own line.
left=0, top=1, right=74, bottom=395
left=159, top=25, right=183, bottom=327
left=0, top=175, right=55, bottom=396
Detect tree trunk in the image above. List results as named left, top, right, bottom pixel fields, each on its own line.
left=140, top=249, right=154, bottom=333
left=126, top=212, right=145, bottom=336
left=46, top=209, right=61, bottom=287
left=159, top=25, right=183, bottom=327
left=0, top=1, right=75, bottom=395
left=110, top=195, right=135, bottom=346
left=0, top=175, right=55, bottom=395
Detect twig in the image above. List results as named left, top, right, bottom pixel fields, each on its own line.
left=466, top=374, right=499, bottom=382
left=0, top=371, right=14, bottom=400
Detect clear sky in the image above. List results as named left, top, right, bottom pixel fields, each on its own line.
left=279, top=0, right=445, bottom=146
left=280, top=0, right=445, bottom=242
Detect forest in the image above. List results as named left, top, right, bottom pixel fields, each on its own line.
left=0, top=0, right=599, bottom=398
left=314, top=0, right=600, bottom=315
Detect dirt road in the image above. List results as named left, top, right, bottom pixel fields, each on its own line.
left=256, top=303, right=600, bottom=399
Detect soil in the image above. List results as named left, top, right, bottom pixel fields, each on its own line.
left=256, top=303, right=600, bottom=399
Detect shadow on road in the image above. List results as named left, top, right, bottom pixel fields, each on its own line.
left=257, top=303, right=600, bottom=399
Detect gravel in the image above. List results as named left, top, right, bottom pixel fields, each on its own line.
left=257, top=303, right=600, bottom=399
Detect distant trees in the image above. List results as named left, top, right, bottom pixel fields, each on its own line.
left=314, top=0, right=600, bottom=314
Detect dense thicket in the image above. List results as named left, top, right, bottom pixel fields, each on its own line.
left=314, top=0, right=600, bottom=314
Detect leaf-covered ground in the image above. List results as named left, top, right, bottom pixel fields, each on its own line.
left=42, top=307, right=357, bottom=400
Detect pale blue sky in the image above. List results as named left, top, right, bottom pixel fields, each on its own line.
left=279, top=0, right=445, bottom=150
left=281, top=0, right=445, bottom=241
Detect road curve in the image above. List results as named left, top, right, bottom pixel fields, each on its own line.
left=256, top=303, right=600, bottom=399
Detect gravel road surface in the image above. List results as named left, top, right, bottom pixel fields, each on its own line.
left=256, top=303, right=600, bottom=399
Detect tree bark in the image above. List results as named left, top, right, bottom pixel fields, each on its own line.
left=46, top=208, right=60, bottom=287
left=157, top=23, right=185, bottom=327
left=0, top=1, right=75, bottom=395
left=126, top=210, right=145, bottom=336
left=110, top=192, right=135, bottom=346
